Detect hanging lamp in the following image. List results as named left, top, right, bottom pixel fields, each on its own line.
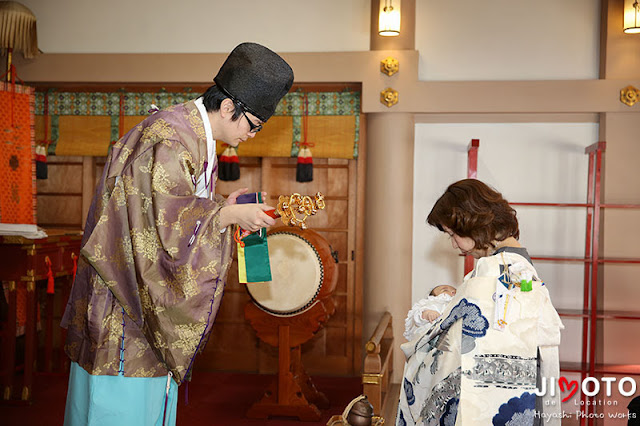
left=378, top=0, right=401, bottom=37
left=624, top=0, right=640, bottom=33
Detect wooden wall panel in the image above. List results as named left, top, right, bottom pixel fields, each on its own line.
left=257, top=342, right=278, bottom=373
left=215, top=289, right=250, bottom=322
left=326, top=163, right=350, bottom=197
left=36, top=195, right=83, bottom=226
left=37, top=151, right=364, bottom=378
left=319, top=231, right=348, bottom=261
left=36, top=165, right=82, bottom=193
left=302, top=326, right=328, bottom=356
left=324, top=200, right=349, bottom=229
left=202, top=322, right=259, bottom=371
left=36, top=157, right=84, bottom=228
left=200, top=154, right=363, bottom=377
left=330, top=295, right=348, bottom=325
left=324, top=327, right=347, bottom=357
left=335, top=263, right=349, bottom=293
left=302, top=355, right=349, bottom=374
left=215, top=157, right=262, bottom=197
left=95, top=160, right=106, bottom=183
left=263, top=158, right=348, bottom=203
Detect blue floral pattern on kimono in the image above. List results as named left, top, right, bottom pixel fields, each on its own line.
left=440, top=397, right=459, bottom=426
left=404, top=378, right=416, bottom=405
left=440, top=298, right=489, bottom=338
left=492, top=392, right=536, bottom=426
left=398, top=409, right=407, bottom=426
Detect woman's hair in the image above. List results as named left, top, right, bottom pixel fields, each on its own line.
left=426, top=179, right=519, bottom=250
left=200, top=85, right=243, bottom=121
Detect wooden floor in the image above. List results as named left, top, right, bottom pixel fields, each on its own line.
left=0, top=370, right=367, bottom=426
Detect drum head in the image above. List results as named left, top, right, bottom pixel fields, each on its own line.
left=246, top=232, right=324, bottom=316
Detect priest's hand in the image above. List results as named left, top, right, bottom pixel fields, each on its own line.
left=220, top=203, right=276, bottom=232
left=225, top=188, right=268, bottom=206
left=225, top=187, right=249, bottom=206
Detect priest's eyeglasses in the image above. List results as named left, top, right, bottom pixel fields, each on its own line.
left=242, top=110, right=263, bottom=133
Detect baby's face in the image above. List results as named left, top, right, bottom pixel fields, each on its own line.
left=433, top=285, right=457, bottom=297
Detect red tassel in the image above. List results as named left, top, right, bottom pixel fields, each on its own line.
left=71, top=253, right=78, bottom=281
left=35, top=144, right=48, bottom=179
left=296, top=144, right=313, bottom=182
left=45, top=257, right=55, bottom=294
left=297, top=94, right=314, bottom=182
left=218, top=145, right=240, bottom=181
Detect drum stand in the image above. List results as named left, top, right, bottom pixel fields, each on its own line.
left=244, top=298, right=335, bottom=421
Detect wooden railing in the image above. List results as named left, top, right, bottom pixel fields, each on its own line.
left=362, top=311, right=394, bottom=416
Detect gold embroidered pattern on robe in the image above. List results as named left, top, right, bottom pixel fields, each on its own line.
left=61, top=100, right=234, bottom=384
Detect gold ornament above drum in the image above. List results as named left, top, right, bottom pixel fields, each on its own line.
left=235, top=191, right=326, bottom=284
left=275, top=192, right=325, bottom=230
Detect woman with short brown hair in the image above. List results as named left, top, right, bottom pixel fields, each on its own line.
left=427, top=178, right=519, bottom=254
left=396, top=179, right=563, bottom=426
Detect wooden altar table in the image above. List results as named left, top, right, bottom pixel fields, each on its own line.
left=0, top=229, right=82, bottom=402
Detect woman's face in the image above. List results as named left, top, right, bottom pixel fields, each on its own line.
left=442, top=226, right=486, bottom=259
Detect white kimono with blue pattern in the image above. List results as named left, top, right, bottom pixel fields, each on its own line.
left=396, top=248, right=564, bottom=425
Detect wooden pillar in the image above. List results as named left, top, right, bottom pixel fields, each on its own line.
left=364, top=0, right=417, bottom=381
left=363, top=0, right=417, bottom=383
left=363, top=112, right=414, bottom=380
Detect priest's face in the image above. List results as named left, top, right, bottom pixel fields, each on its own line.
left=224, top=107, right=263, bottom=148
left=218, top=98, right=264, bottom=147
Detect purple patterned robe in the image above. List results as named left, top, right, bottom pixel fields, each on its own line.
left=61, top=100, right=233, bottom=385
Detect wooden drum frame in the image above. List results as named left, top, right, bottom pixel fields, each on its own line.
left=244, top=227, right=338, bottom=421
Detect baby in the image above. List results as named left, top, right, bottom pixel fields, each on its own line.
left=403, top=285, right=457, bottom=341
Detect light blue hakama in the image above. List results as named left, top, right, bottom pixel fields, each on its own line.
left=64, top=362, right=178, bottom=426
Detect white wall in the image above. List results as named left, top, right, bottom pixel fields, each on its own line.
left=20, top=0, right=371, bottom=53
left=415, top=0, right=600, bottom=81
left=412, top=122, right=599, bottom=363
left=22, top=0, right=601, bottom=80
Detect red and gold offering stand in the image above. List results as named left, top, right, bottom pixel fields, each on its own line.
left=0, top=81, right=36, bottom=224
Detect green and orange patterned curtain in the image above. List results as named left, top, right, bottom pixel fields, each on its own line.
left=0, top=82, right=36, bottom=224
left=35, top=89, right=361, bottom=159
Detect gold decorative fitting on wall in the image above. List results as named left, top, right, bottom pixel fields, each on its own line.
left=620, top=85, right=640, bottom=106
left=380, top=88, right=399, bottom=107
left=380, top=57, right=399, bottom=76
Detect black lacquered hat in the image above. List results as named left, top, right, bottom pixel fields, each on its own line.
left=214, top=42, right=294, bottom=122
